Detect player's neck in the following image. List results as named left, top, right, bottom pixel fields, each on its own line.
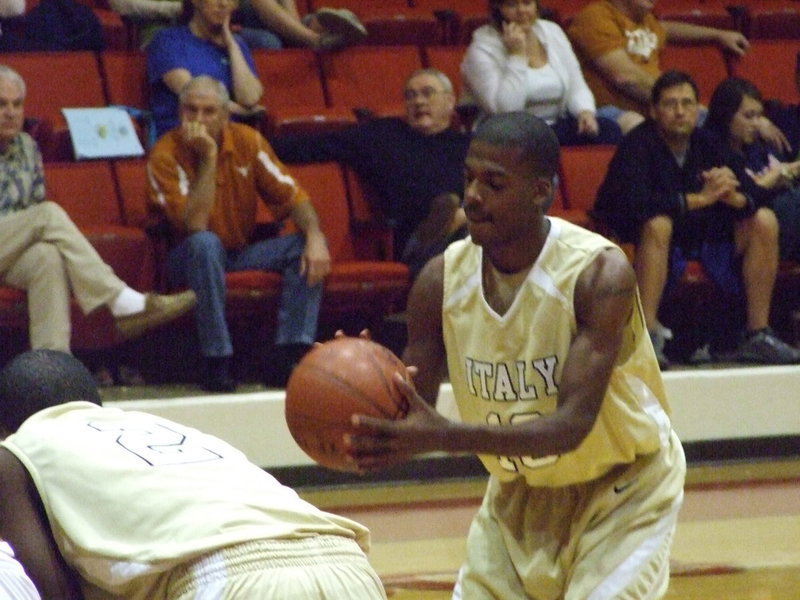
left=482, top=258, right=531, bottom=315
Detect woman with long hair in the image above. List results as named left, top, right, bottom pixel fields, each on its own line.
left=706, top=77, right=800, bottom=261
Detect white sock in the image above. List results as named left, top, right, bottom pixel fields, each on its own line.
left=109, top=287, right=146, bottom=317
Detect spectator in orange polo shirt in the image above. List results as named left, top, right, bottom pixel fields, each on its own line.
left=148, top=75, right=331, bottom=392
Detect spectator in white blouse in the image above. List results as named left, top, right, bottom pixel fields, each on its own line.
left=461, top=0, right=621, bottom=145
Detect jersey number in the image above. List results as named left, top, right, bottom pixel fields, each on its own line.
left=88, top=421, right=224, bottom=466
left=487, top=412, right=559, bottom=472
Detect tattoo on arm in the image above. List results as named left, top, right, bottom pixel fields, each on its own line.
left=595, top=281, right=635, bottom=301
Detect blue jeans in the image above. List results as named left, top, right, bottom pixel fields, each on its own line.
left=236, top=0, right=285, bottom=49
left=167, top=231, right=322, bottom=358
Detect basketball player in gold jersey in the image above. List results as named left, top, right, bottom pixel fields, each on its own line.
left=345, top=112, right=686, bottom=599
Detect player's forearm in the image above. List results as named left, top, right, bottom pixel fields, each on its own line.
left=434, top=411, right=591, bottom=458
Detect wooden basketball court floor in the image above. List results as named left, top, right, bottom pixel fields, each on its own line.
left=300, top=458, right=800, bottom=600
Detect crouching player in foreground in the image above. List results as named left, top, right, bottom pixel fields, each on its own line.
left=0, top=349, right=387, bottom=600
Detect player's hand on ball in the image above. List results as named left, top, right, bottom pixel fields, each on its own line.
left=343, top=371, right=451, bottom=473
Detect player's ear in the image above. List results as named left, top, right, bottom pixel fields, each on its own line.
left=532, top=177, right=553, bottom=211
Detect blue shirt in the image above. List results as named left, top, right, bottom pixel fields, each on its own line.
left=146, top=25, right=258, bottom=138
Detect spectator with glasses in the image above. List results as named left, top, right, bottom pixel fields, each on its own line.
left=272, top=68, right=471, bottom=278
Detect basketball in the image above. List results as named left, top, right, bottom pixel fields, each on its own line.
left=284, top=336, right=412, bottom=471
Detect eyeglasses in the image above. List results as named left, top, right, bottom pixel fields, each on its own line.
left=403, top=86, right=445, bottom=102
left=657, top=98, right=698, bottom=111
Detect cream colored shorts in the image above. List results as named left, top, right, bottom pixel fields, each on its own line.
left=454, top=430, right=686, bottom=600
left=164, top=536, right=387, bottom=600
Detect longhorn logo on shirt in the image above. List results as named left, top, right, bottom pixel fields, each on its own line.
left=625, top=27, right=659, bottom=60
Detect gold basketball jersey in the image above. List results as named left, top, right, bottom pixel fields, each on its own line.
left=443, top=218, right=673, bottom=487
left=2, top=402, right=371, bottom=597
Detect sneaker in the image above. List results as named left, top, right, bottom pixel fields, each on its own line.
left=315, top=8, right=367, bottom=45
left=118, top=365, right=146, bottom=386
left=115, top=290, right=196, bottom=341
left=648, top=325, right=673, bottom=370
left=687, top=343, right=714, bottom=365
left=736, top=327, right=800, bottom=364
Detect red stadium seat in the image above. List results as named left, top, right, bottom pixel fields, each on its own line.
left=100, top=51, right=148, bottom=110
left=741, top=0, right=800, bottom=39
left=289, top=162, right=410, bottom=325
left=660, top=42, right=730, bottom=104
left=729, top=39, right=800, bottom=104
left=654, top=0, right=738, bottom=30
left=556, top=145, right=616, bottom=231
left=359, top=13, right=443, bottom=47
left=320, top=45, right=424, bottom=117
left=45, top=161, right=153, bottom=291
left=4, top=51, right=107, bottom=161
left=252, top=48, right=356, bottom=136
left=541, top=0, right=592, bottom=27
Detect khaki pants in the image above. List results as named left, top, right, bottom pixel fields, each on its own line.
left=0, top=202, right=125, bottom=351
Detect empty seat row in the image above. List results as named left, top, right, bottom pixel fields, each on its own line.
left=0, top=159, right=410, bottom=351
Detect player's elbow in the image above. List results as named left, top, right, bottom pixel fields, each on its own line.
left=557, top=408, right=599, bottom=452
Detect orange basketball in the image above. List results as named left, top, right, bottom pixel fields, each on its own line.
left=284, top=336, right=411, bottom=471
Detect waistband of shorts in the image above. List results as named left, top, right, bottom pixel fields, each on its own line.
left=169, top=535, right=364, bottom=596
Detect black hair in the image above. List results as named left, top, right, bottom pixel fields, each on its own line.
left=651, top=70, right=699, bottom=105
left=489, top=0, right=506, bottom=28
left=705, top=77, right=763, bottom=142
left=488, top=0, right=539, bottom=29
left=473, top=111, right=560, bottom=179
left=0, top=350, right=101, bottom=433
left=179, top=0, right=193, bottom=24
